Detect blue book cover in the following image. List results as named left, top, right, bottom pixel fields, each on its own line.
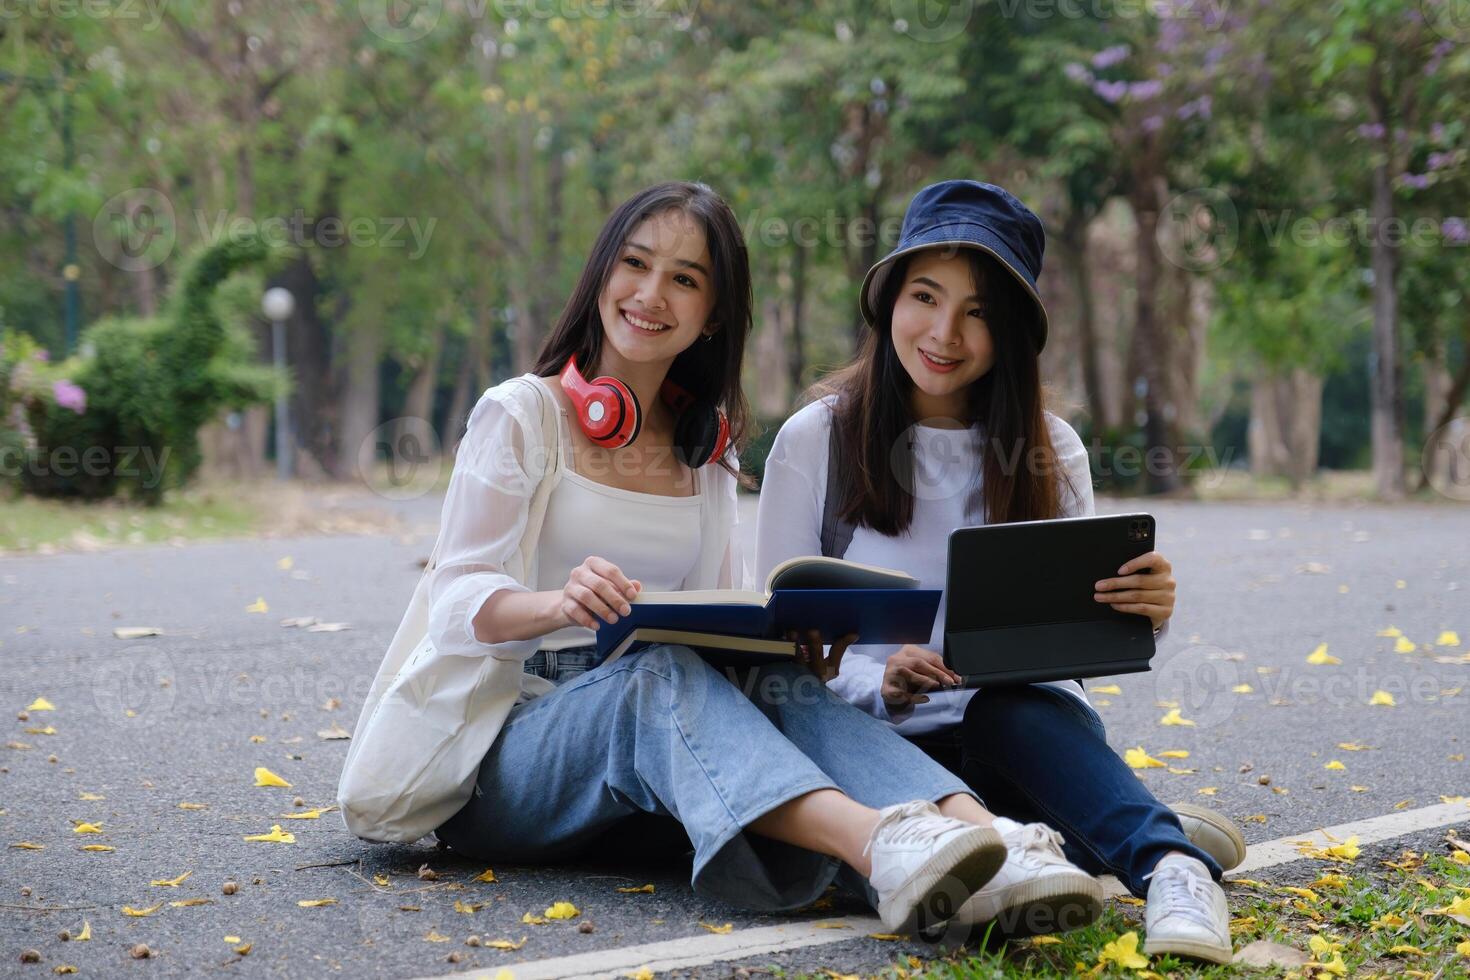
left=593, top=588, right=941, bottom=664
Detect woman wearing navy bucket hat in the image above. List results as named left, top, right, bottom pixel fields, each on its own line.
left=755, top=180, right=1243, bottom=961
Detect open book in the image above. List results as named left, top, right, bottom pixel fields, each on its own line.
left=593, top=555, right=942, bottom=666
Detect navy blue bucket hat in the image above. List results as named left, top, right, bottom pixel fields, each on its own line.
left=860, top=179, right=1050, bottom=351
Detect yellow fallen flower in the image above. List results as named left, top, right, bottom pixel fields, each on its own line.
left=1369, top=690, right=1397, bottom=706
left=242, top=824, right=295, bottom=844
left=1089, top=684, right=1122, bottom=695
left=1337, top=742, right=1371, bottom=751
left=254, top=767, right=292, bottom=788
left=150, top=871, right=192, bottom=887
left=1231, top=683, right=1254, bottom=693
left=1378, top=625, right=1403, bottom=637
left=80, top=845, right=114, bottom=852
left=453, top=899, right=485, bottom=913
left=1388, top=945, right=1427, bottom=956
left=1324, top=760, right=1346, bottom=771
left=866, top=933, right=903, bottom=941
left=298, top=898, right=337, bottom=907
left=1197, top=787, right=1218, bottom=796
left=224, top=936, right=241, bottom=944
left=1158, top=708, right=1195, bottom=727
left=25, top=697, right=55, bottom=711
left=79, top=792, right=104, bottom=801
left=1097, top=931, right=1150, bottom=970
left=245, top=597, right=269, bottom=614
left=122, top=902, right=164, bottom=917
left=1394, top=636, right=1417, bottom=654
left=1306, top=643, right=1340, bottom=665
left=699, top=922, right=733, bottom=934
left=169, top=898, right=211, bottom=907
left=279, top=807, right=332, bottom=819
left=10, top=841, right=45, bottom=850
left=544, top=901, right=580, bottom=920
left=177, top=802, right=208, bottom=810
left=1124, top=747, right=1167, bottom=769
left=1438, top=630, right=1461, bottom=647
left=424, top=930, right=451, bottom=943
left=72, top=822, right=103, bottom=834
left=75, top=921, right=90, bottom=941
left=485, top=937, right=527, bottom=950
left=473, top=868, right=497, bottom=883
left=616, top=884, right=655, bottom=893
left=522, top=912, right=548, bottom=925
left=24, top=726, right=57, bottom=735
left=1371, top=912, right=1409, bottom=929
left=1278, top=886, right=1320, bottom=902
left=1158, top=750, right=1190, bottom=759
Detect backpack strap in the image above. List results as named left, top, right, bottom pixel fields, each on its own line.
left=819, top=409, right=857, bottom=560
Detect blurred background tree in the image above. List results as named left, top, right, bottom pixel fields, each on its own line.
left=2, top=0, right=1467, bottom=500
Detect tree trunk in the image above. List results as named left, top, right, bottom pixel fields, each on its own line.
left=1248, top=368, right=1322, bottom=491
left=1366, top=59, right=1406, bottom=500
left=1129, top=174, right=1181, bottom=493
left=336, top=322, right=384, bottom=482
left=446, top=316, right=489, bottom=455
left=401, top=323, right=445, bottom=447
left=787, top=244, right=807, bottom=400
left=1059, top=210, right=1107, bottom=430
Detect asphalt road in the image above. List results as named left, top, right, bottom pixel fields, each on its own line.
left=2, top=493, right=1468, bottom=977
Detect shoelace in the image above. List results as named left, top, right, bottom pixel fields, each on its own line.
left=1007, top=822, right=1070, bottom=866
left=1146, top=863, right=1220, bottom=931
left=861, top=800, right=947, bottom=857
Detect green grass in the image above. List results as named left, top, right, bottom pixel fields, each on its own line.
left=0, top=484, right=260, bottom=553
left=791, top=853, right=1470, bottom=979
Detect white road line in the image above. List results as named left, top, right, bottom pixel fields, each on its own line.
left=416, top=800, right=1470, bottom=980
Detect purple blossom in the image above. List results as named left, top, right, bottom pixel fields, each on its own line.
left=1427, top=152, right=1453, bottom=171
left=1431, top=123, right=1447, bottom=144
left=1158, top=20, right=1186, bottom=53
left=1129, top=79, right=1164, bottom=100
left=1064, top=62, right=1093, bottom=84
left=1092, top=45, right=1129, bottom=69
left=1204, top=42, right=1230, bottom=69
left=1401, top=173, right=1431, bottom=190
left=1177, top=95, right=1213, bottom=121
left=33, top=349, right=49, bottom=362
left=1357, top=123, right=1385, bottom=140
left=52, top=379, right=86, bottom=414
left=1142, top=115, right=1165, bottom=133
left=1093, top=79, right=1129, bottom=103
left=1442, top=218, right=1469, bottom=245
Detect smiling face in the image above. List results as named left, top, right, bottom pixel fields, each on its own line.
left=595, top=208, right=716, bottom=376
left=889, top=247, right=996, bottom=421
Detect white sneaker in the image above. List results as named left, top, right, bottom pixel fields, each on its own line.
left=1142, top=855, right=1232, bottom=964
left=864, top=800, right=1007, bottom=933
left=943, top=818, right=1103, bottom=939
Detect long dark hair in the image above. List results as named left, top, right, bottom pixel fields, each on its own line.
left=531, top=181, right=753, bottom=484
left=814, top=247, right=1073, bottom=533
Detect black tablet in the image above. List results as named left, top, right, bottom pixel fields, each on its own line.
left=944, top=512, right=1158, bottom=686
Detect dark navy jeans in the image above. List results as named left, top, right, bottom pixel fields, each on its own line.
left=909, top=684, right=1222, bottom=897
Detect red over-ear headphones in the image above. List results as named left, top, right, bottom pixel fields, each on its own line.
left=559, top=357, right=730, bottom=468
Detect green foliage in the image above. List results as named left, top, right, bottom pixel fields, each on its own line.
left=22, top=237, right=280, bottom=505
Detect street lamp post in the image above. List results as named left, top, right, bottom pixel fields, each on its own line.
left=262, top=287, right=296, bottom=481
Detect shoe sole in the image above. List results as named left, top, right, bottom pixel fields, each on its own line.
left=941, top=871, right=1104, bottom=941
left=1143, top=934, right=1233, bottom=965
left=877, top=826, right=1006, bottom=934
left=1169, top=803, right=1248, bottom=871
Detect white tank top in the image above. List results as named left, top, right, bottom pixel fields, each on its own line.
left=533, top=432, right=704, bottom=651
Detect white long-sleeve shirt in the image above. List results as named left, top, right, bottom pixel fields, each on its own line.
left=755, top=395, right=1166, bottom=736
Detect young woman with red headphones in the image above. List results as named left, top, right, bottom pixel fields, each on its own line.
left=405, top=181, right=1042, bottom=933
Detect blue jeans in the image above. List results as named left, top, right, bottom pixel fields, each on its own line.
left=911, top=684, right=1222, bottom=897
left=434, top=644, right=973, bottom=912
